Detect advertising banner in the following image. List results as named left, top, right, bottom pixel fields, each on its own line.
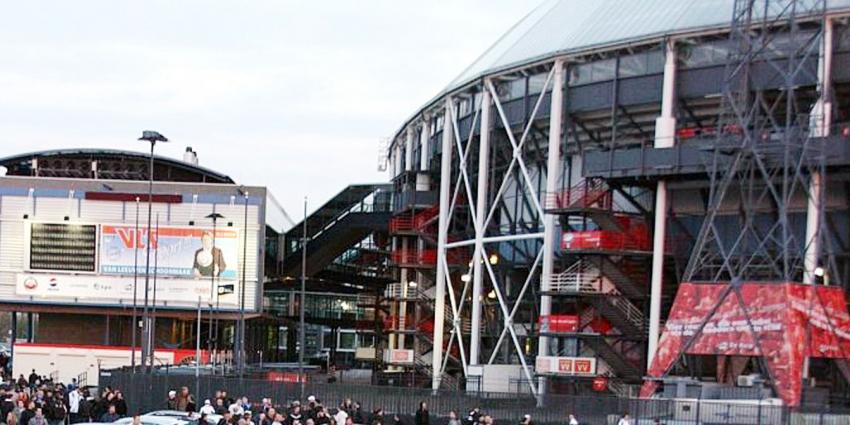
left=384, top=349, right=414, bottom=364
left=100, top=225, right=239, bottom=280
left=16, top=273, right=228, bottom=304
left=539, top=315, right=579, bottom=333
left=535, top=356, right=596, bottom=375
left=641, top=282, right=850, bottom=406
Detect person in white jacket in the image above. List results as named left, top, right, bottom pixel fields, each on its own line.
left=200, top=400, right=216, bottom=416
left=68, top=388, right=82, bottom=424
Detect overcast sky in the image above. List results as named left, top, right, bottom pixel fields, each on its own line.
left=0, top=1, right=533, bottom=219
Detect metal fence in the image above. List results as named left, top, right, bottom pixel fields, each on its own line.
left=101, top=369, right=850, bottom=425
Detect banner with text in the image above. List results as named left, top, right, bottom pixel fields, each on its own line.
left=15, top=273, right=234, bottom=305
left=100, top=225, right=239, bottom=280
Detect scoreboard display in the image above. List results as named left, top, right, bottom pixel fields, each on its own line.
left=29, top=223, right=97, bottom=272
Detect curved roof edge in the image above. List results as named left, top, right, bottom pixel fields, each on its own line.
left=0, top=148, right=234, bottom=183
left=390, top=0, right=850, bottom=144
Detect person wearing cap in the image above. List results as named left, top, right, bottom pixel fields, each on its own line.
left=286, top=404, right=302, bottom=425
left=201, top=400, right=216, bottom=416
left=166, top=391, right=178, bottom=410
left=519, top=414, right=532, bottom=425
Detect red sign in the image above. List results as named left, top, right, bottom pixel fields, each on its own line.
left=592, top=376, right=609, bottom=392
left=539, top=315, right=579, bottom=333
left=641, top=282, right=850, bottom=406
left=267, top=371, right=306, bottom=383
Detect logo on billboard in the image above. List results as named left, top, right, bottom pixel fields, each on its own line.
left=23, top=277, right=38, bottom=290
left=48, top=277, right=58, bottom=288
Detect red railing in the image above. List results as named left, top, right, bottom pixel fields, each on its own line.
left=389, top=216, right=415, bottom=233
left=391, top=249, right=467, bottom=266
left=389, top=205, right=440, bottom=234
left=546, top=178, right=612, bottom=210
left=561, top=229, right=651, bottom=252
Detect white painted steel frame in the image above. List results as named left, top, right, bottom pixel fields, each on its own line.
left=431, top=63, right=563, bottom=397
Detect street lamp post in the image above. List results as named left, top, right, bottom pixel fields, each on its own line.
left=237, top=188, right=250, bottom=377
left=149, top=213, right=160, bottom=369
left=206, top=212, right=225, bottom=374
left=299, top=197, right=307, bottom=398
left=138, top=130, right=168, bottom=373
left=131, top=197, right=140, bottom=372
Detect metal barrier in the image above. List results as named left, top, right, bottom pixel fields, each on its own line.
left=102, top=369, right=850, bottom=425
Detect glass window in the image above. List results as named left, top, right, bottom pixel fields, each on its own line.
left=590, top=58, right=617, bottom=82
left=568, top=63, right=593, bottom=86
left=619, top=53, right=647, bottom=77
left=681, top=40, right=730, bottom=68
left=528, top=73, right=550, bottom=94
left=646, top=49, right=665, bottom=74
left=338, top=331, right=356, bottom=351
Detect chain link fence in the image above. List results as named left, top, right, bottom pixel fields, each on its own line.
left=101, top=368, right=850, bottom=425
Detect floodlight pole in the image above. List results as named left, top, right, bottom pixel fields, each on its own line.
left=149, top=213, right=160, bottom=369
left=138, top=130, right=167, bottom=373
left=237, top=189, right=250, bottom=377
left=206, top=212, right=224, bottom=374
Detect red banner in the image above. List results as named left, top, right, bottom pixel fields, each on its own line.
left=539, top=315, right=579, bottom=333
left=642, top=282, right=850, bottom=406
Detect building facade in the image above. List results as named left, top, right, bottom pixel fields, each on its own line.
left=384, top=0, right=850, bottom=402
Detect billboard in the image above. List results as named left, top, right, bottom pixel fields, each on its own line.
left=17, top=224, right=243, bottom=307
left=536, top=356, right=597, bottom=375
left=641, top=282, right=850, bottom=406
left=100, top=225, right=239, bottom=280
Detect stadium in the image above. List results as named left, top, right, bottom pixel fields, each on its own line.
left=381, top=0, right=850, bottom=407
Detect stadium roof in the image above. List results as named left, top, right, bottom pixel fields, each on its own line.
left=0, top=148, right=234, bottom=183
left=447, top=0, right=850, bottom=93
left=392, top=0, right=850, bottom=143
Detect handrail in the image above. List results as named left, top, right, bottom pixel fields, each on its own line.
left=545, top=178, right=611, bottom=210
left=547, top=260, right=647, bottom=331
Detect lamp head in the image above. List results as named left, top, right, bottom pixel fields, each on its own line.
left=139, top=131, right=169, bottom=143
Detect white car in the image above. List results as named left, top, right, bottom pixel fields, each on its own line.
left=145, top=410, right=223, bottom=425
left=113, top=415, right=190, bottom=425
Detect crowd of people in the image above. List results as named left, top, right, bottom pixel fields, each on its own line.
left=156, top=389, right=633, bottom=425
left=0, top=368, right=636, bottom=425
left=0, top=369, right=130, bottom=425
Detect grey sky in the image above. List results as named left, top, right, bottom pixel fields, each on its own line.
left=0, top=1, right=533, bottom=218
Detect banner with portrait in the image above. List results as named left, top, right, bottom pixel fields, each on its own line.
left=100, top=225, right=239, bottom=280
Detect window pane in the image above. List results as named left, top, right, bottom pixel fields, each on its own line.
left=339, top=332, right=356, bottom=350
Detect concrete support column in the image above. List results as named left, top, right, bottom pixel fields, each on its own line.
left=538, top=59, right=566, bottom=398
left=405, top=127, right=415, bottom=172
left=648, top=39, right=677, bottom=367
left=418, top=120, right=432, bottom=190
left=432, top=99, right=454, bottom=390
left=470, top=84, right=493, bottom=366
left=804, top=17, right=833, bottom=285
